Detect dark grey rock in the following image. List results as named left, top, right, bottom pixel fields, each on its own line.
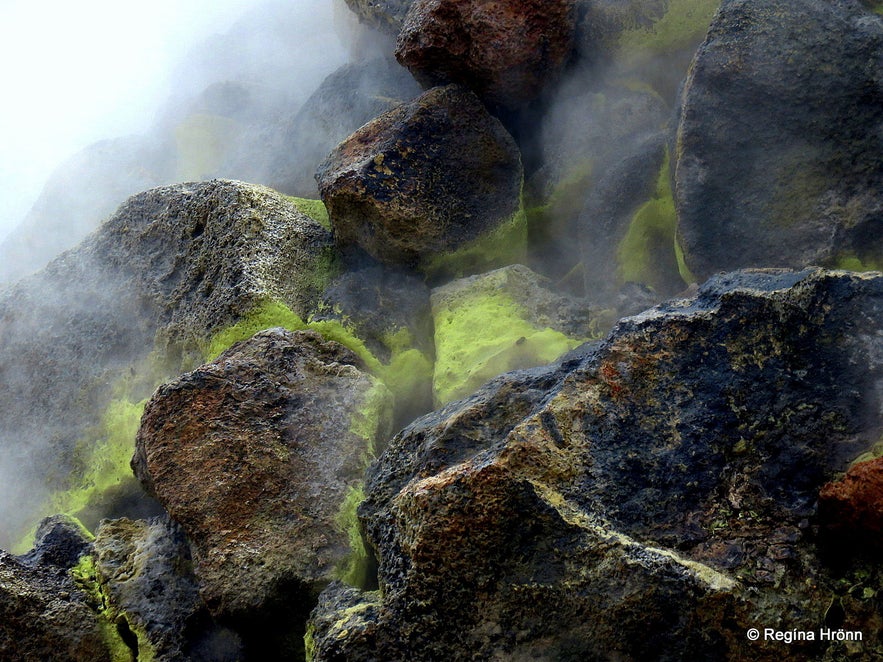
left=675, top=0, right=883, bottom=279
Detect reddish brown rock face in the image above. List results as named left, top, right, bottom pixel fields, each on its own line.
left=395, top=0, right=576, bottom=110
left=132, top=329, right=391, bottom=623
left=819, top=456, right=883, bottom=547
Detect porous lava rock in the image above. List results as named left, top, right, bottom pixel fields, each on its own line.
left=133, top=328, right=392, bottom=656
left=0, top=180, right=335, bottom=548
left=395, top=0, right=577, bottom=110
left=675, top=0, right=883, bottom=280
left=309, top=268, right=883, bottom=660
left=1, top=518, right=122, bottom=662
left=316, top=84, right=523, bottom=275
left=819, top=456, right=883, bottom=549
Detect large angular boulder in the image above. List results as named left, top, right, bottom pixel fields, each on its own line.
left=675, top=0, right=883, bottom=280
left=309, top=268, right=883, bottom=660
left=0, top=180, right=335, bottom=550
left=395, top=0, right=577, bottom=110
left=132, top=328, right=392, bottom=658
left=317, top=84, right=523, bottom=278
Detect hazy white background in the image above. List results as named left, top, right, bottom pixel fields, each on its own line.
left=0, top=0, right=257, bottom=242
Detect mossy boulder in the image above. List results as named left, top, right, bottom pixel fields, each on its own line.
left=309, top=268, right=883, bottom=660
left=430, top=264, right=603, bottom=405
left=0, top=180, right=336, bottom=551
left=269, top=57, right=421, bottom=197
left=529, top=81, right=679, bottom=299
left=317, top=85, right=524, bottom=278
left=132, top=329, right=393, bottom=659
left=395, top=0, right=577, bottom=111
left=675, top=0, right=883, bottom=281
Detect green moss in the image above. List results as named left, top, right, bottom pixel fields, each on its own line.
left=333, top=484, right=372, bottom=588
left=205, top=300, right=307, bottom=360
left=287, top=197, right=331, bottom=230
left=207, top=299, right=429, bottom=436
left=174, top=113, right=239, bottom=181
left=433, top=291, right=584, bottom=405
left=617, top=151, right=689, bottom=291
left=304, top=622, right=318, bottom=661
left=70, top=554, right=136, bottom=662
left=349, top=380, right=393, bottom=462
left=421, top=203, right=528, bottom=282
left=10, top=398, right=148, bottom=555
left=618, top=0, right=720, bottom=56
left=832, top=253, right=883, bottom=273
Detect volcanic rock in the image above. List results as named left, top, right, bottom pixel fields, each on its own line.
left=91, top=517, right=238, bottom=661
left=395, top=0, right=577, bottom=110
left=309, top=268, right=883, bottom=660
left=132, top=328, right=392, bottom=656
left=1, top=520, right=121, bottom=662
left=269, top=58, right=421, bottom=197
left=0, top=180, right=334, bottom=549
left=819, top=456, right=883, bottom=549
left=675, top=0, right=883, bottom=280
left=316, top=84, right=523, bottom=276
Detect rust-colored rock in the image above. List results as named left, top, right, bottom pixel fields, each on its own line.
left=819, top=456, right=883, bottom=547
left=316, top=84, right=522, bottom=273
left=395, top=0, right=576, bottom=109
left=132, top=329, right=392, bottom=632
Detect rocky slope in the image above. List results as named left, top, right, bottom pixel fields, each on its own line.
left=2, top=0, right=883, bottom=661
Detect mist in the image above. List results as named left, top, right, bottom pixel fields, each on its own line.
left=0, top=0, right=372, bottom=550
left=0, top=0, right=353, bottom=281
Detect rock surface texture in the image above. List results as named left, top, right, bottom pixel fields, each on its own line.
left=0, top=180, right=334, bottom=548
left=133, top=328, right=392, bottom=656
left=395, top=0, right=577, bottom=110
left=676, top=0, right=883, bottom=279
left=316, top=84, right=523, bottom=275
left=309, top=268, right=883, bottom=661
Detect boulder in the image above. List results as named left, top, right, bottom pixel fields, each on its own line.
left=0, top=180, right=335, bottom=550
left=395, top=0, right=577, bottom=110
left=430, top=264, right=603, bottom=405
left=269, top=57, right=421, bottom=198
left=675, top=0, right=883, bottom=280
left=309, top=268, right=883, bottom=660
left=819, top=456, right=883, bottom=549
left=132, top=328, right=393, bottom=658
left=91, top=517, right=239, bottom=661
left=530, top=81, right=678, bottom=298
left=317, top=85, right=524, bottom=278
left=1, top=518, right=125, bottom=662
